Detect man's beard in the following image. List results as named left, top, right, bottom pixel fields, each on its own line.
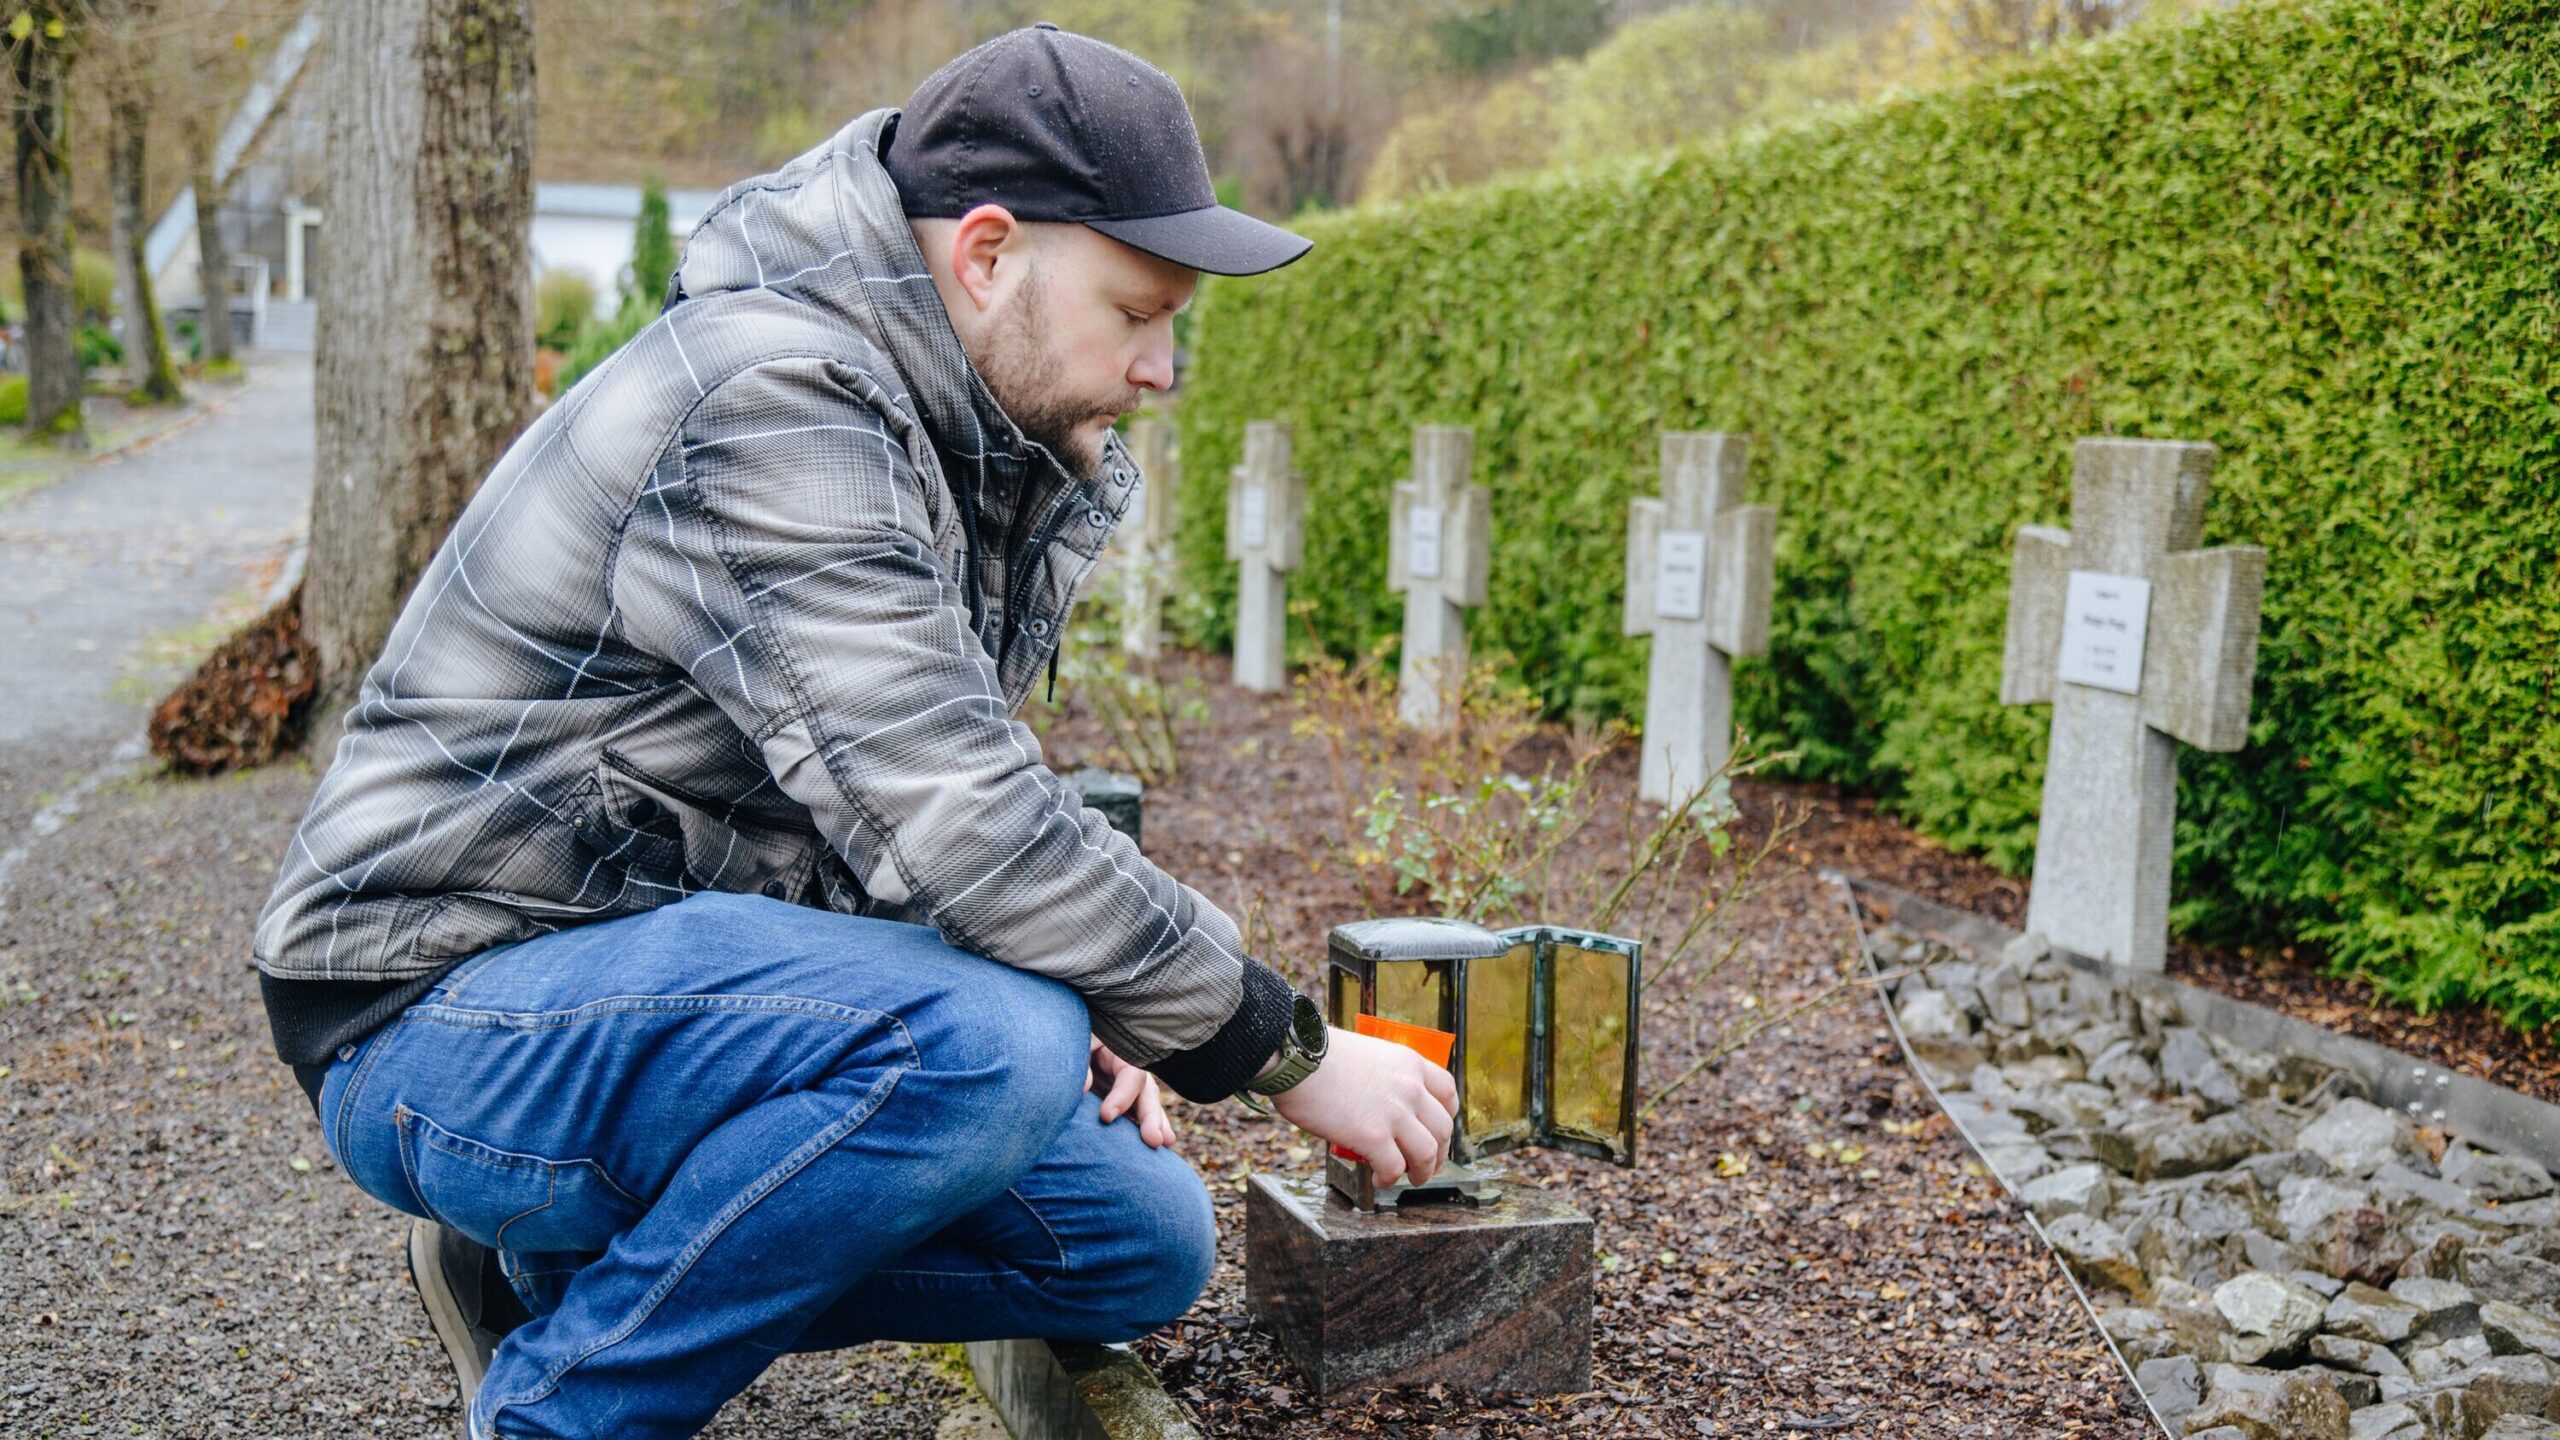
left=966, top=266, right=1137, bottom=482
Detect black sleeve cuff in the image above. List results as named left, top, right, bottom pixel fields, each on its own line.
left=1145, top=958, right=1298, bottom=1104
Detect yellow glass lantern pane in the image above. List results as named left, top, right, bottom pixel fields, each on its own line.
left=1463, top=942, right=1535, bottom=1141
left=1547, top=942, right=1630, bottom=1146
left=1328, top=963, right=1360, bottom=1029
left=1371, top=958, right=1449, bottom=1031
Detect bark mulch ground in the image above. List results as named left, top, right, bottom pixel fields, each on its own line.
left=1039, top=657, right=2154, bottom=1438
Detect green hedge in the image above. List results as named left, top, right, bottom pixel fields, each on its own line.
left=1175, top=0, right=2560, bottom=1027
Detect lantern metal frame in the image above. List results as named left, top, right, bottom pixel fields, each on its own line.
left=1323, top=917, right=1641, bottom=1208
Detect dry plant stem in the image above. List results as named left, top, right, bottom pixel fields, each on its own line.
left=1657, top=807, right=1807, bottom=977
left=1644, top=933, right=1746, bottom=1020
left=1275, top=632, right=1854, bottom=1125
left=1081, top=653, right=1179, bottom=781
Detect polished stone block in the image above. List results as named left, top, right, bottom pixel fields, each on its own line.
left=1244, top=1171, right=1593, bottom=1402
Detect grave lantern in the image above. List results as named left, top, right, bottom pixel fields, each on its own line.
left=1322, top=917, right=1640, bottom=1210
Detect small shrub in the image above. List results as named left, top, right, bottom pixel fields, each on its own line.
left=75, top=324, right=122, bottom=372
left=72, top=248, right=117, bottom=323
left=0, top=375, right=27, bottom=425
left=551, top=184, right=684, bottom=398
left=1021, top=551, right=1206, bottom=784
left=625, top=184, right=678, bottom=311
left=551, top=300, right=652, bottom=396
left=535, top=267, right=599, bottom=352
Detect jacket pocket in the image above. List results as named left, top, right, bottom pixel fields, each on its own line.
left=581, top=750, right=821, bottom=901
left=395, top=1106, right=647, bottom=1255
left=567, top=763, right=690, bottom=893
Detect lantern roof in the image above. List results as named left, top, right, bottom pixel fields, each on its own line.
left=1329, top=917, right=1512, bottom=963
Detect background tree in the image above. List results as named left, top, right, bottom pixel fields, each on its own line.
left=305, top=0, right=536, bottom=709
left=182, top=115, right=233, bottom=364
left=626, top=181, right=674, bottom=307
left=100, top=0, right=179, bottom=402
left=161, top=1, right=312, bottom=371
left=10, top=5, right=83, bottom=439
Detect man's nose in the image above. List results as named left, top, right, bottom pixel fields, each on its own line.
left=1129, top=332, right=1175, bottom=393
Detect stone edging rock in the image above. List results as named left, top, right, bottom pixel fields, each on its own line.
left=963, top=1337, right=1204, bottom=1439
left=1832, top=874, right=2560, bottom=1440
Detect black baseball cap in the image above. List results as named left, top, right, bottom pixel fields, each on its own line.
left=886, top=23, right=1312, bottom=278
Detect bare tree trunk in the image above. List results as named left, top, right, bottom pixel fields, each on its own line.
left=307, top=0, right=537, bottom=708
left=11, top=14, right=82, bottom=440
left=187, top=128, right=235, bottom=364
left=110, top=94, right=182, bottom=403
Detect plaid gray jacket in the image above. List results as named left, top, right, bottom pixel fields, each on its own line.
left=255, top=109, right=1292, bottom=1102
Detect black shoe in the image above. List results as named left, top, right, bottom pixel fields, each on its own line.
left=405, top=1218, right=532, bottom=1410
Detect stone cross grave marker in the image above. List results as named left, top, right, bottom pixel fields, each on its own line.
left=1388, top=425, right=1491, bottom=731
left=1622, top=432, right=1776, bottom=807
left=1117, top=416, right=1178, bottom=659
left=2001, top=438, right=2265, bottom=971
left=1226, top=420, right=1304, bottom=692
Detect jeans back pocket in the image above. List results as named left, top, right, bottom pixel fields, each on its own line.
left=396, top=1106, right=647, bottom=1255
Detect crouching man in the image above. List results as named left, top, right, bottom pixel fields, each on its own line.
left=255, top=26, right=1454, bottom=1439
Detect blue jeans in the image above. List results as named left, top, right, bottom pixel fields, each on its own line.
left=317, top=892, right=1217, bottom=1439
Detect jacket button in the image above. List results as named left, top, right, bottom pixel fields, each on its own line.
left=761, top=880, right=788, bottom=900
left=1028, top=617, right=1051, bottom=637
left=1086, top=507, right=1108, bottom=528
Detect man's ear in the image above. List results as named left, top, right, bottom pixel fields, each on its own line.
left=947, top=204, right=1023, bottom=315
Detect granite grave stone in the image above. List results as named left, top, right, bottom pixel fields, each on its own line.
left=1387, top=425, right=1490, bottom=732
left=1226, top=420, right=1304, bottom=693
left=1622, top=431, right=1776, bottom=806
left=2000, top=438, right=2265, bottom=970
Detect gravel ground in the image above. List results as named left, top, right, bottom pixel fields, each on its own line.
left=0, top=760, right=977, bottom=1439
left=12, top=644, right=2541, bottom=1437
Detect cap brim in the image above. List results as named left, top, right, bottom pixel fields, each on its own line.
left=1085, top=205, right=1312, bottom=278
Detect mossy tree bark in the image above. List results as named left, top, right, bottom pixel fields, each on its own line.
left=10, top=9, right=83, bottom=441
left=305, top=0, right=537, bottom=710
left=185, top=127, right=235, bottom=364
left=109, top=91, right=182, bottom=404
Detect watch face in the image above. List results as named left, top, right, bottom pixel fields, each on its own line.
left=1291, top=993, right=1328, bottom=1052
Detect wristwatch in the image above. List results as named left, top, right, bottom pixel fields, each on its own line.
left=1237, top=991, right=1328, bottom=1108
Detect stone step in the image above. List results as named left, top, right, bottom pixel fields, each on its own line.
left=255, top=299, right=316, bottom=352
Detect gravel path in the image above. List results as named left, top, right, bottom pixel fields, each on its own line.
left=0, top=360, right=308, bottom=752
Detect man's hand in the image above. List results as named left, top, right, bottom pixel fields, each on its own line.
left=1267, top=1027, right=1457, bottom=1187
left=1088, top=1036, right=1177, bottom=1149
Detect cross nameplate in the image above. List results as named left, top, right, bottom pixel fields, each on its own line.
left=1999, top=438, right=2266, bottom=970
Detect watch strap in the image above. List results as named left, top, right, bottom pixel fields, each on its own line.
left=1240, top=991, right=1326, bottom=1098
